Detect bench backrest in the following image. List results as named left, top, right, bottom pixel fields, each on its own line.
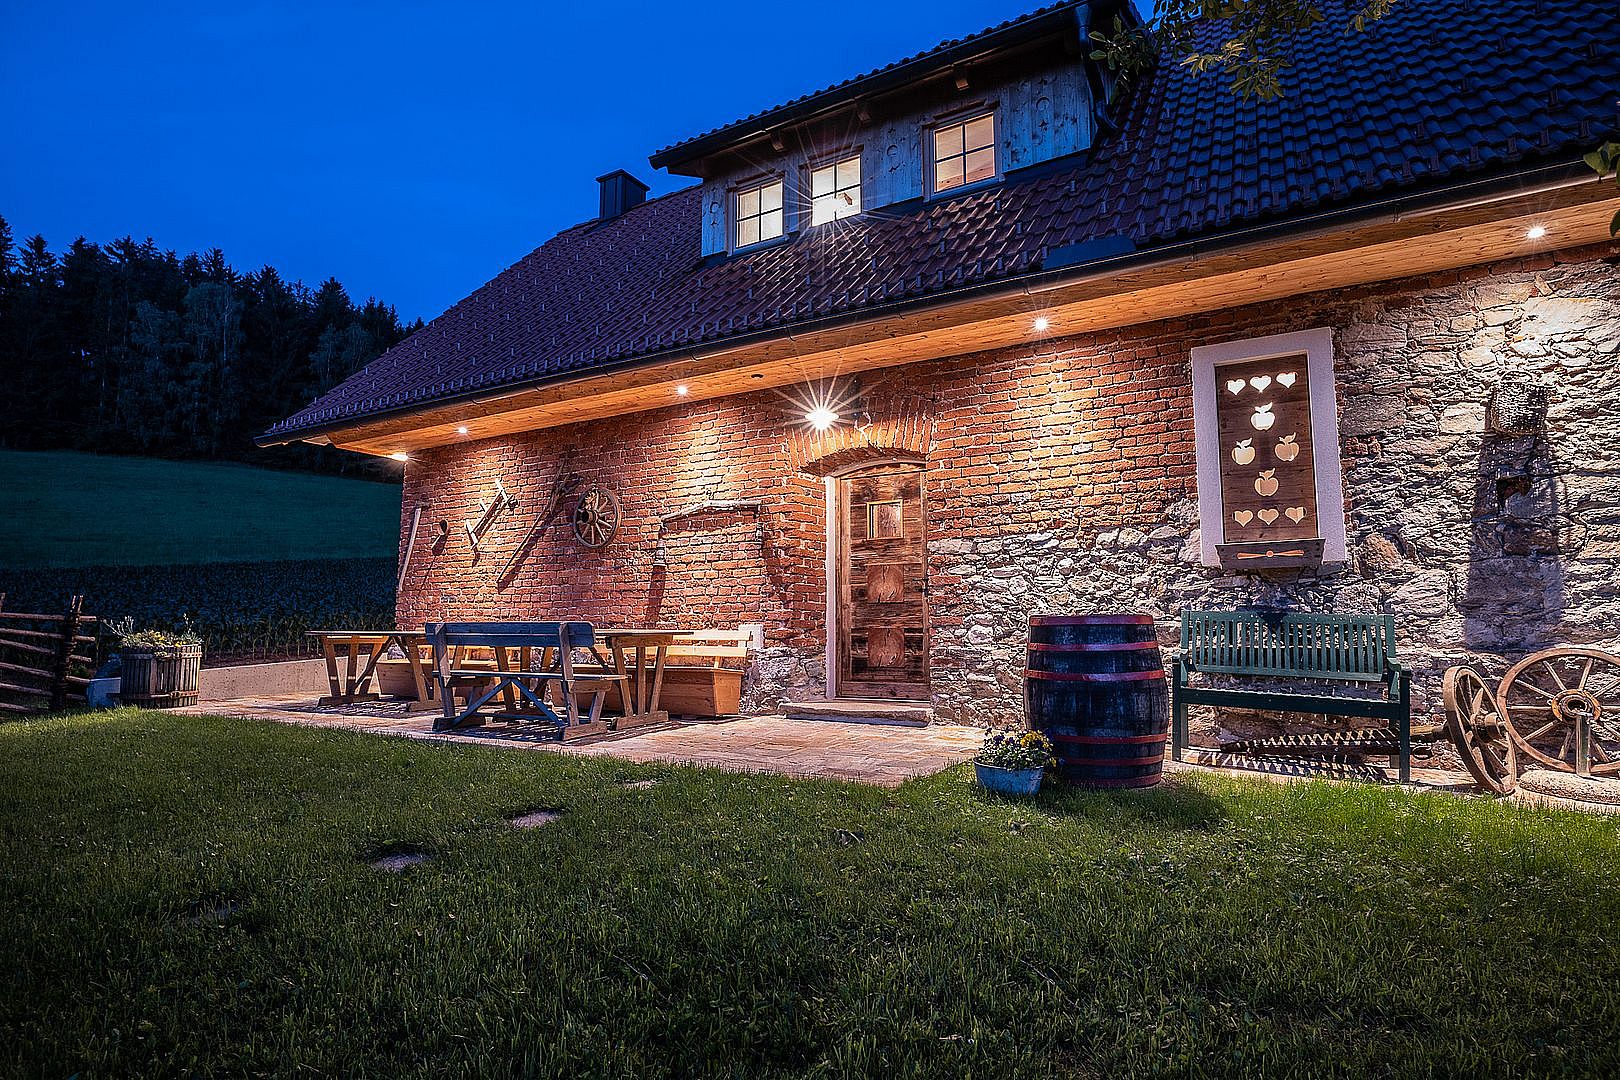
left=663, top=630, right=751, bottom=669
left=1179, top=611, right=1396, bottom=682
left=426, top=621, right=596, bottom=652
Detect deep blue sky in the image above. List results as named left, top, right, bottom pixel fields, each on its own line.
left=2, top=0, right=1091, bottom=322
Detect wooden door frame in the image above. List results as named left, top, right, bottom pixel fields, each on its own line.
left=823, top=454, right=927, bottom=700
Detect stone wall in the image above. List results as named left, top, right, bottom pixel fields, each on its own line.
left=398, top=242, right=1620, bottom=727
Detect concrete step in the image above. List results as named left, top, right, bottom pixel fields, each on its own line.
left=783, top=698, right=933, bottom=727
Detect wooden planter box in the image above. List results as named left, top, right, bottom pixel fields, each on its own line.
left=120, top=645, right=202, bottom=708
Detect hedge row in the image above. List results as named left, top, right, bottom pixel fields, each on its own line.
left=0, top=558, right=396, bottom=660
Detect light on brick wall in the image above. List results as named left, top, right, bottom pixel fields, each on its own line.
left=1033, top=316, right=1051, bottom=333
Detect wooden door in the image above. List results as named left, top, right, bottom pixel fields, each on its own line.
left=835, top=464, right=928, bottom=700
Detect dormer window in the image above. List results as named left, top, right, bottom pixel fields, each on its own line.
left=931, top=112, right=997, bottom=193
left=734, top=178, right=784, bottom=249
left=810, top=155, right=862, bottom=225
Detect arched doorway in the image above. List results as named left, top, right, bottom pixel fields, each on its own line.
left=827, top=460, right=929, bottom=700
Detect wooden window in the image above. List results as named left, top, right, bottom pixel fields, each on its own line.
left=1191, top=329, right=1347, bottom=569
left=932, top=113, right=996, bottom=193
left=734, top=179, right=784, bottom=249
left=810, top=155, right=862, bottom=225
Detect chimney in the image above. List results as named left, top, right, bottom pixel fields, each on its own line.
left=598, top=170, right=650, bottom=221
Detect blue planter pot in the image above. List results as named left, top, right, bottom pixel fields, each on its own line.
left=974, top=762, right=1044, bottom=795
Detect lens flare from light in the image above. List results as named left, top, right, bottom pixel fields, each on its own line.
left=806, top=405, right=839, bottom=431
left=676, top=384, right=690, bottom=396
left=389, top=452, right=409, bottom=462
left=1033, top=316, right=1051, bottom=332
left=1525, top=225, right=1547, bottom=240
left=456, top=426, right=469, bottom=436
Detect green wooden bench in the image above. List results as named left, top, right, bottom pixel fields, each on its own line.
left=1170, top=611, right=1413, bottom=781
left=427, top=621, right=628, bottom=739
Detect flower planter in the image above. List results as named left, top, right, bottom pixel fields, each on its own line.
left=118, top=644, right=202, bottom=708
left=974, top=762, right=1044, bottom=795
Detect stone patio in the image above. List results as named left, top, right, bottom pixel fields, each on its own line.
left=174, top=696, right=986, bottom=787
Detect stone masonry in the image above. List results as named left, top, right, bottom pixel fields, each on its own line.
left=399, top=242, right=1620, bottom=732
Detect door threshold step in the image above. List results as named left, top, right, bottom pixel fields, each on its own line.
left=783, top=699, right=933, bottom=726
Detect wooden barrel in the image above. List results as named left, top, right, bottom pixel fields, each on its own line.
left=1025, top=615, right=1168, bottom=789
left=119, top=645, right=202, bottom=708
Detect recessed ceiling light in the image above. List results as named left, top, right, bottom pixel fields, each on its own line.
left=1525, top=225, right=1547, bottom=240
left=389, top=451, right=409, bottom=462
left=1033, top=316, right=1051, bottom=333
left=675, top=384, right=689, bottom=396
left=805, top=405, right=839, bottom=431
left=456, top=425, right=469, bottom=436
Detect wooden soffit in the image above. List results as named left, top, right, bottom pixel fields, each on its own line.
left=314, top=180, right=1620, bottom=457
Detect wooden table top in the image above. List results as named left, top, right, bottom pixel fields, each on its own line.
left=307, top=630, right=426, bottom=640
left=593, top=628, right=699, bottom=642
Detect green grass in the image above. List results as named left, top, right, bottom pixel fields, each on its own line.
left=0, top=450, right=400, bottom=567
left=4, top=711, right=1619, bottom=1078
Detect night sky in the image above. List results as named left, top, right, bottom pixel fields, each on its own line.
left=1, top=0, right=1099, bottom=322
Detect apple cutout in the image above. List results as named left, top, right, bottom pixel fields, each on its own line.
left=1233, top=510, right=1254, bottom=527
left=1249, top=375, right=1272, bottom=393
left=1285, top=506, right=1306, bottom=524
left=1251, top=403, right=1276, bottom=431
left=1257, top=508, right=1280, bottom=525
left=1277, top=371, right=1297, bottom=388
left=1254, top=469, right=1279, bottom=497
left=1232, top=439, right=1256, bottom=465
left=1275, top=434, right=1300, bottom=462
left=1226, top=378, right=1247, bottom=395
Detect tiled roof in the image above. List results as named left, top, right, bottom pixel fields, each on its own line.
left=266, top=0, right=1620, bottom=441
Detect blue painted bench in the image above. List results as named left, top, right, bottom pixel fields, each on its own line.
left=1170, top=611, right=1413, bottom=781
left=427, top=621, right=628, bottom=739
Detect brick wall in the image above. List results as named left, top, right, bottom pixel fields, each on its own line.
left=399, top=242, right=1620, bottom=728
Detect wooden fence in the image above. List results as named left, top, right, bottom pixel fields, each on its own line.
left=0, top=594, right=99, bottom=715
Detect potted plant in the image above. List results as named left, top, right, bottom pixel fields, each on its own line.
left=974, top=729, right=1053, bottom=795
left=111, top=617, right=203, bottom=709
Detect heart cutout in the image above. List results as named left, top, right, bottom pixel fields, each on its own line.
left=1233, top=510, right=1253, bottom=527
left=1249, top=375, right=1273, bottom=393
left=1285, top=506, right=1306, bottom=523
left=1277, top=372, right=1297, bottom=388
left=1226, top=379, right=1247, bottom=395
left=1257, top=508, right=1280, bottom=525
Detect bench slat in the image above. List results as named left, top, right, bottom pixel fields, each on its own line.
left=1178, top=610, right=1395, bottom=681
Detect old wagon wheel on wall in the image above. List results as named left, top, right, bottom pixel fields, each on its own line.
left=1442, top=665, right=1516, bottom=794
left=1497, top=648, right=1620, bottom=777
left=572, top=486, right=621, bottom=548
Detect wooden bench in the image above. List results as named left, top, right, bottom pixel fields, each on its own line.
left=427, top=621, right=628, bottom=739
left=598, top=630, right=751, bottom=718
left=1170, top=611, right=1413, bottom=781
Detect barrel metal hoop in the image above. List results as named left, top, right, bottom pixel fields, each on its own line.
left=1027, top=640, right=1161, bottom=653
left=1058, top=753, right=1166, bottom=768
left=1024, top=669, right=1166, bottom=682
left=1048, top=732, right=1168, bottom=745
left=1030, top=614, right=1154, bottom=626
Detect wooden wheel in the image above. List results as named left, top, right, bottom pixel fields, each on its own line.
left=1442, top=665, right=1516, bottom=794
left=571, top=486, right=620, bottom=548
left=1497, top=648, right=1620, bottom=777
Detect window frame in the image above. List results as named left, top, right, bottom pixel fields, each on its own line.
left=1189, top=328, right=1347, bottom=568
left=731, top=175, right=787, bottom=252
left=927, top=109, right=999, bottom=197
left=806, top=151, right=864, bottom=227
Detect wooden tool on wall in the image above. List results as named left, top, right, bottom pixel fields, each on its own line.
left=497, top=468, right=584, bottom=585
left=465, top=479, right=516, bottom=558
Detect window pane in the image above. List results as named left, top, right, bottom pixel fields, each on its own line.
left=811, top=165, right=835, bottom=198
left=760, top=181, right=783, bottom=213
left=964, top=114, right=995, bottom=151
left=934, top=123, right=963, bottom=160
left=737, top=187, right=759, bottom=217
left=964, top=146, right=996, bottom=184
left=835, top=156, right=860, bottom=190
left=811, top=194, right=834, bottom=226
left=759, top=208, right=783, bottom=240
left=737, top=216, right=759, bottom=248
left=934, top=156, right=964, bottom=191
left=840, top=188, right=861, bottom=217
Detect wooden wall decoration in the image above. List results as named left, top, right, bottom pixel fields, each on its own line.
left=1213, top=353, right=1322, bottom=563
left=465, top=478, right=516, bottom=558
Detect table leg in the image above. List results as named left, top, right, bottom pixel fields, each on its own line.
left=649, top=643, right=669, bottom=715
left=320, top=639, right=343, bottom=706
left=404, top=636, right=433, bottom=712
left=344, top=644, right=358, bottom=702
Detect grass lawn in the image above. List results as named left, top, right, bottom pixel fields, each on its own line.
left=4, top=711, right=1619, bottom=1077
left=0, top=450, right=400, bottom=567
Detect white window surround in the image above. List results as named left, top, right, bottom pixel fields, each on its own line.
left=1190, top=328, right=1347, bottom=567
left=733, top=177, right=785, bottom=250
left=809, top=154, right=862, bottom=225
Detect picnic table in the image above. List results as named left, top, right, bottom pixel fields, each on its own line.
left=308, top=630, right=433, bottom=710
left=590, top=628, right=697, bottom=729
